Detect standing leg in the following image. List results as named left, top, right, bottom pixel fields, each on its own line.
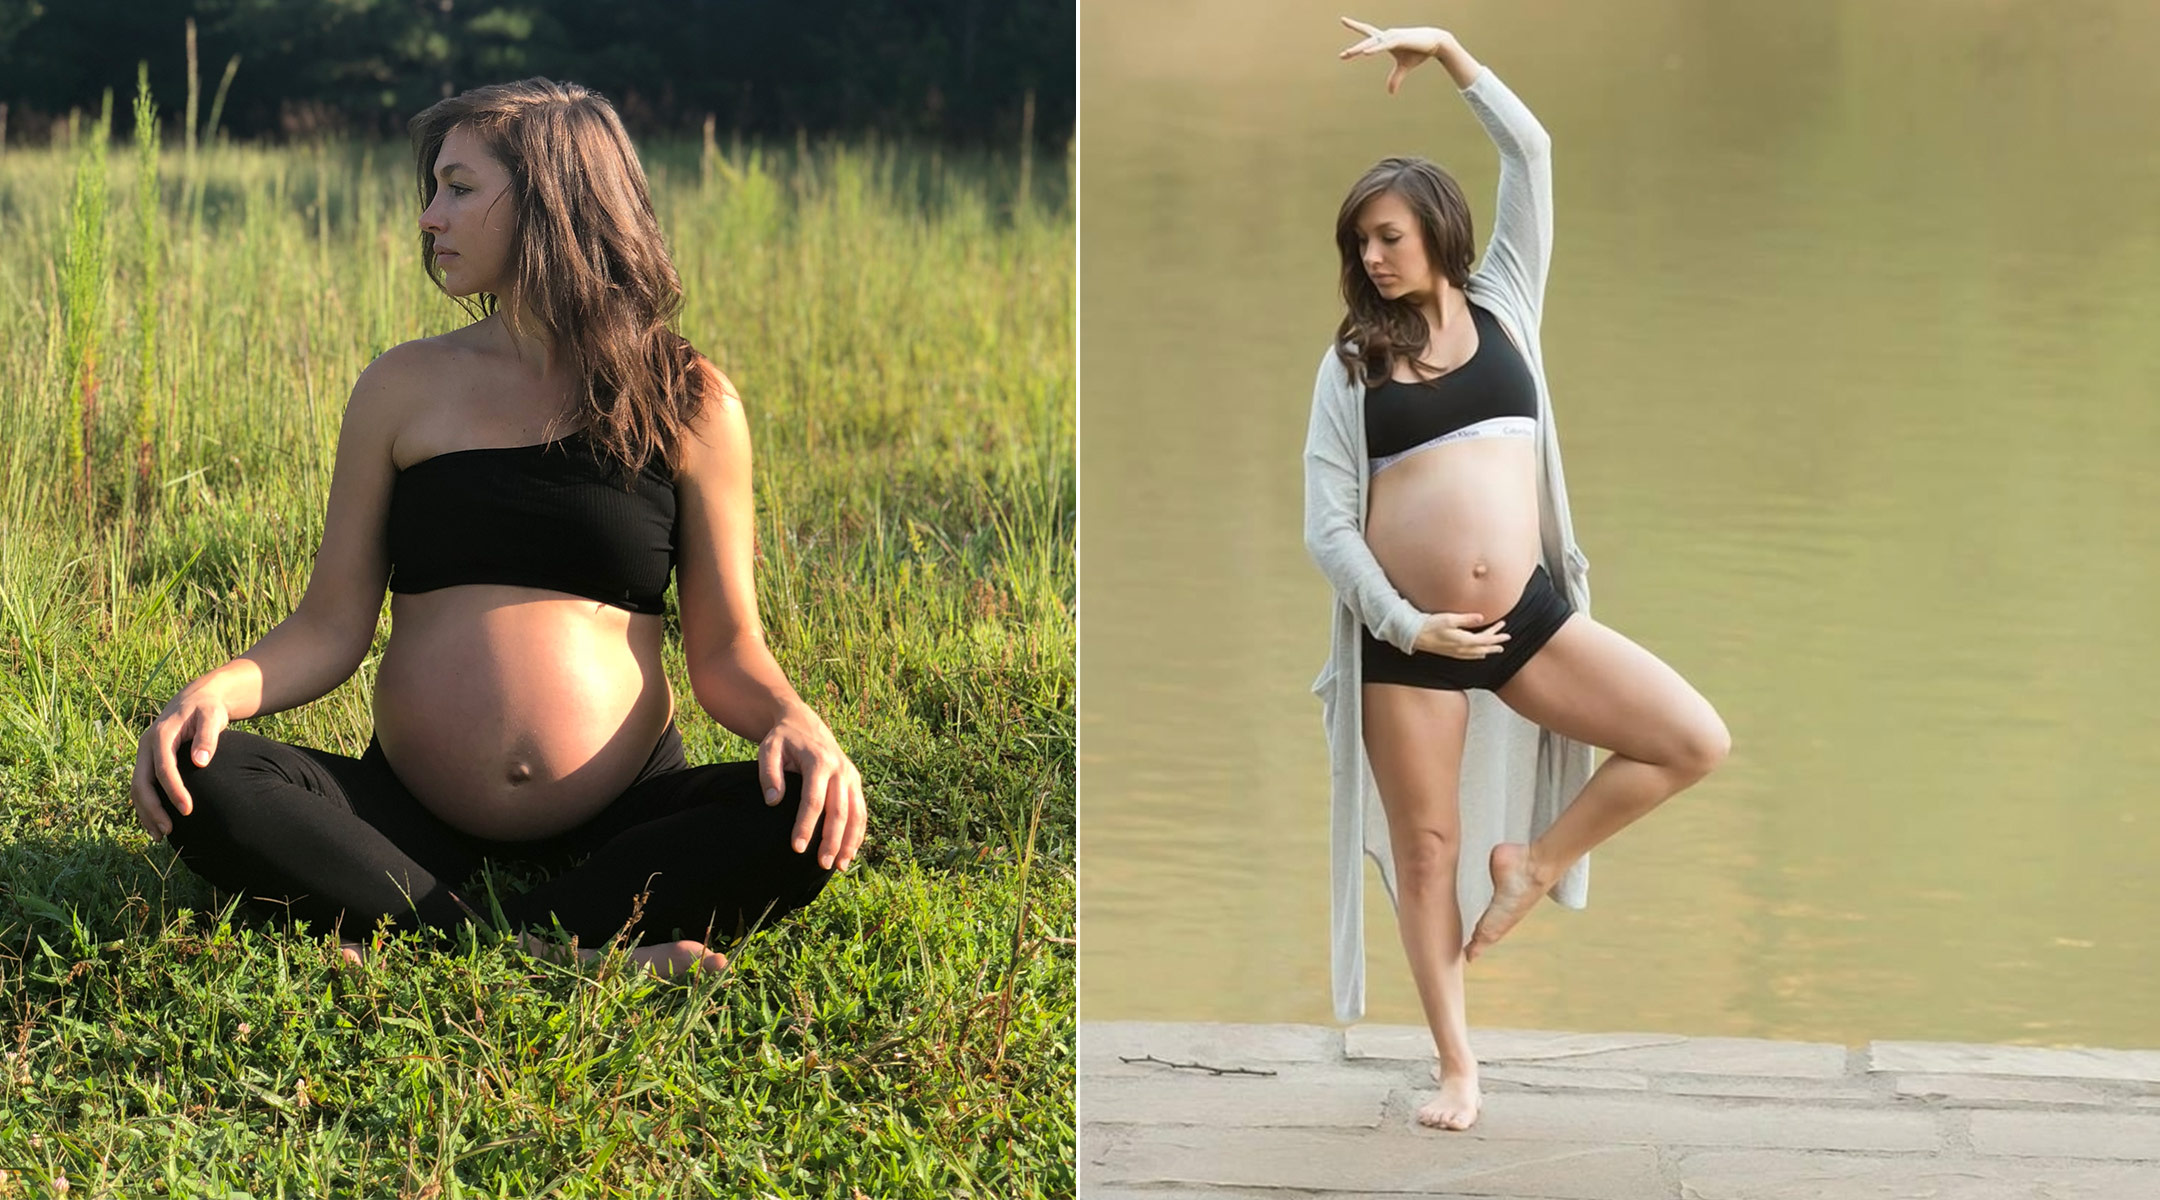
left=1466, top=614, right=1730, bottom=960
left=1362, top=681, right=1482, bottom=1131
left=494, top=759, right=833, bottom=972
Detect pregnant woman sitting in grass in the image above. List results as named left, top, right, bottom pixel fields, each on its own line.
left=126, top=77, right=867, bottom=980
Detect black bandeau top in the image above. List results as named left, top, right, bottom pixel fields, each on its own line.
left=385, top=427, right=677, bottom=613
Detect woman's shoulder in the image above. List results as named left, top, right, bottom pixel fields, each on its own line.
left=684, top=350, right=739, bottom=408
left=672, top=350, right=751, bottom=481
left=343, top=339, right=443, bottom=443
left=354, top=333, right=479, bottom=407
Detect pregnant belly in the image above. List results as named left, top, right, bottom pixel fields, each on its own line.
left=1365, top=439, right=1543, bottom=621
left=373, top=586, right=675, bottom=841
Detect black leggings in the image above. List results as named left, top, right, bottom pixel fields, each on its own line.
left=157, top=720, right=832, bottom=948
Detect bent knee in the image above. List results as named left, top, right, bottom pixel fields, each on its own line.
left=1669, top=711, right=1731, bottom=778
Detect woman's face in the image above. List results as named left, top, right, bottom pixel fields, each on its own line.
left=1352, top=189, right=1435, bottom=303
left=419, top=124, right=517, bottom=298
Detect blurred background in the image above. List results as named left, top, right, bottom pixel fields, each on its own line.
left=1080, top=0, right=2160, bottom=1049
left=0, top=0, right=1070, bottom=147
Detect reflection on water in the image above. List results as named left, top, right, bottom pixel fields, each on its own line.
left=1080, top=0, right=2160, bottom=1047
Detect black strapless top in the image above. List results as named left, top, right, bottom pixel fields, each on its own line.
left=385, top=428, right=677, bottom=613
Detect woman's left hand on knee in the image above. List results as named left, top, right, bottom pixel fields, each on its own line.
left=757, top=703, right=867, bottom=872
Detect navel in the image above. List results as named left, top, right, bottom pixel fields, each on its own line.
left=505, top=760, right=533, bottom=786
left=1471, top=561, right=1489, bottom=579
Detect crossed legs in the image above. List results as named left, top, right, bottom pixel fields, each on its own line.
left=162, top=731, right=832, bottom=980
left=1361, top=611, right=1729, bottom=1131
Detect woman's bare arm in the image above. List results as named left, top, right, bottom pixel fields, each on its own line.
left=673, top=355, right=866, bottom=872
left=132, top=345, right=412, bottom=836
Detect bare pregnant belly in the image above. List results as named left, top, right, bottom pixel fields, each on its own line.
left=1365, top=439, right=1544, bottom=622
left=373, top=586, right=675, bottom=841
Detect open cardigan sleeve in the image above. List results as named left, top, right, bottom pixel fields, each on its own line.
left=1302, top=350, right=1425, bottom=655
left=1459, top=68, right=1553, bottom=323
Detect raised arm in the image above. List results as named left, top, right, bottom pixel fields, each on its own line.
left=1340, top=20, right=1554, bottom=316
left=1302, top=352, right=1426, bottom=655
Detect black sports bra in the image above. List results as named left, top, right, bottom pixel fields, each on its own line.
left=1365, top=301, right=1539, bottom=474
left=385, top=427, right=678, bottom=613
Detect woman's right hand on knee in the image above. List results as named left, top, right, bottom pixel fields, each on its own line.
left=132, top=687, right=231, bottom=841
left=1415, top=612, right=1511, bottom=660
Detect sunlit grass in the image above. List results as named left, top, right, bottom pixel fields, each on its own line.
left=0, top=110, right=1073, bottom=1198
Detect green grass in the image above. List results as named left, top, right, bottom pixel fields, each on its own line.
left=0, top=110, right=1074, bottom=1198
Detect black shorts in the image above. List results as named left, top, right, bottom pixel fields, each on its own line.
left=1360, top=563, right=1575, bottom=692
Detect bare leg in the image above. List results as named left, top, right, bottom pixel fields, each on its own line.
left=1466, top=614, right=1730, bottom=961
left=1363, top=682, right=1482, bottom=1131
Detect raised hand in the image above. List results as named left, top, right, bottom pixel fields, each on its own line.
left=1338, top=17, right=1457, bottom=94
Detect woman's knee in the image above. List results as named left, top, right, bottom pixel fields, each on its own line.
left=1392, top=826, right=1460, bottom=888
left=162, top=732, right=316, bottom=842
left=1667, top=707, right=1731, bottom=779
left=161, top=743, right=254, bottom=833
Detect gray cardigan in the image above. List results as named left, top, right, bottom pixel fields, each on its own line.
left=1302, top=66, right=1596, bottom=1024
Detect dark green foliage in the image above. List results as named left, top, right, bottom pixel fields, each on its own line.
left=0, top=0, right=1073, bottom=147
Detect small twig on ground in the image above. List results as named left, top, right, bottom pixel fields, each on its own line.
left=1117, top=1054, right=1277, bottom=1078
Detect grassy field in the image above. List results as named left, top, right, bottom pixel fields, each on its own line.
left=0, top=91, right=1074, bottom=1198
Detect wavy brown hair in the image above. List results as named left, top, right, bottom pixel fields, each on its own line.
left=1332, top=156, right=1476, bottom=387
left=409, top=77, right=712, bottom=480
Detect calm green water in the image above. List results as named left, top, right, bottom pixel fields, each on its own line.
left=1079, top=0, right=2160, bottom=1047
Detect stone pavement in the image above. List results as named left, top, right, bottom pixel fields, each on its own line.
left=1080, top=1021, right=2160, bottom=1199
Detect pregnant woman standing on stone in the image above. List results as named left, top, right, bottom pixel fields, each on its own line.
left=128, top=77, right=867, bottom=980
left=1305, top=22, right=1729, bottom=1129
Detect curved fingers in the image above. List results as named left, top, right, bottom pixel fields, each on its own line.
left=130, top=743, right=164, bottom=838
left=818, top=764, right=850, bottom=868
left=756, top=736, right=787, bottom=805
left=792, top=744, right=834, bottom=857
left=153, top=717, right=192, bottom=817
left=837, top=767, right=867, bottom=870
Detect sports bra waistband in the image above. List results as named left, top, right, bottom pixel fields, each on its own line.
left=1369, top=415, right=1536, bottom=474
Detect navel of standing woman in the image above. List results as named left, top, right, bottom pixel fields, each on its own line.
left=128, top=77, right=868, bottom=981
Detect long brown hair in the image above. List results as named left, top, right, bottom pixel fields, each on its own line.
left=409, top=77, right=710, bottom=479
left=1332, top=156, right=1475, bottom=387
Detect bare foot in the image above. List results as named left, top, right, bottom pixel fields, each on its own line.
left=1466, top=842, right=1548, bottom=962
left=625, top=939, right=729, bottom=979
left=1416, top=1070, right=1482, bottom=1131
left=338, top=941, right=365, bottom=966
left=518, top=932, right=728, bottom=980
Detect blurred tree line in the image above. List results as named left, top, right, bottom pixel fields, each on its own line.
left=0, top=0, right=1071, bottom=146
